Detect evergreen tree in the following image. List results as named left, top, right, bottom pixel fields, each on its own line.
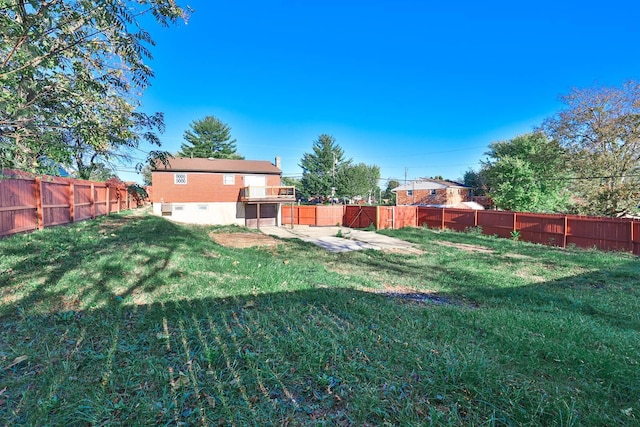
left=178, top=116, right=243, bottom=159
left=299, top=134, right=349, bottom=200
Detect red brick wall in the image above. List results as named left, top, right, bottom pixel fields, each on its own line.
left=151, top=172, right=281, bottom=203
left=396, top=188, right=470, bottom=206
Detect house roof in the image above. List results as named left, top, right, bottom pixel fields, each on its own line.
left=153, top=158, right=282, bottom=175
left=391, top=178, right=469, bottom=192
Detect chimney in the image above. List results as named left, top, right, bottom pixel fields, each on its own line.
left=275, top=156, right=281, bottom=169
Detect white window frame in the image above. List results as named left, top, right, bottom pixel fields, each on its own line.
left=407, top=190, right=413, bottom=196
left=174, top=173, right=187, bottom=185
left=223, top=174, right=235, bottom=185
left=430, top=189, right=437, bottom=195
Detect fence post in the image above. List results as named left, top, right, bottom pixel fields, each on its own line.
left=513, top=212, right=517, bottom=233
left=441, top=208, right=445, bottom=230
left=474, top=209, right=478, bottom=227
left=90, top=183, right=95, bottom=219
left=116, top=188, right=121, bottom=213
left=69, top=183, right=75, bottom=223
left=630, top=220, right=634, bottom=252
left=106, top=186, right=110, bottom=215
left=35, top=177, right=44, bottom=230
left=376, top=205, right=380, bottom=229
left=563, top=215, right=568, bottom=248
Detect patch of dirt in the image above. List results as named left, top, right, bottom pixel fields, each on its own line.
left=209, top=232, right=282, bottom=249
left=368, top=284, right=470, bottom=307
left=433, top=240, right=531, bottom=259
left=433, top=240, right=494, bottom=254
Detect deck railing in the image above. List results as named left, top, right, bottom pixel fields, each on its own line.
left=240, top=186, right=295, bottom=201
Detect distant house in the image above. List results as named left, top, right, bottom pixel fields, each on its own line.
left=392, top=178, right=482, bottom=209
left=151, top=157, right=295, bottom=227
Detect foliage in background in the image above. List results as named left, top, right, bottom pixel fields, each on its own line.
left=543, top=81, right=640, bottom=217
left=177, top=115, right=243, bottom=159
left=299, top=134, right=350, bottom=200
left=141, top=165, right=153, bottom=186
left=0, top=0, right=187, bottom=174
left=127, top=183, right=149, bottom=204
left=341, top=163, right=381, bottom=202
left=462, top=168, right=488, bottom=197
left=481, top=132, right=569, bottom=212
left=382, top=179, right=400, bottom=204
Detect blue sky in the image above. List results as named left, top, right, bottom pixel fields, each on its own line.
left=123, top=0, right=640, bottom=185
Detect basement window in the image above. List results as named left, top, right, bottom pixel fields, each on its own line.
left=174, top=173, right=187, bottom=185
left=407, top=190, right=413, bottom=196
left=223, top=174, right=235, bottom=185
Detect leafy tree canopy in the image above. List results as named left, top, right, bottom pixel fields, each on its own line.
left=462, top=169, right=487, bottom=196
left=178, top=116, right=243, bottom=159
left=0, top=0, right=188, bottom=173
left=542, top=81, right=640, bottom=217
left=341, top=163, right=381, bottom=202
left=482, top=132, right=569, bottom=212
left=382, top=179, right=400, bottom=205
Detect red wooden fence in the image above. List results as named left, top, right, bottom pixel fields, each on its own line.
left=1, top=170, right=138, bottom=238
left=280, top=204, right=640, bottom=256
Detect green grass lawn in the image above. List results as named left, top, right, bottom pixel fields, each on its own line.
left=1, top=211, right=639, bottom=426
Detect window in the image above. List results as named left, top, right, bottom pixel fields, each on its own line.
left=223, top=174, right=235, bottom=185
left=430, top=189, right=437, bottom=195
left=173, top=205, right=184, bottom=211
left=407, top=190, right=413, bottom=196
left=174, top=173, right=187, bottom=185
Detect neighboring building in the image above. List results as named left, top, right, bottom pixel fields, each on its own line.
left=151, top=157, right=295, bottom=227
left=392, top=178, right=482, bottom=209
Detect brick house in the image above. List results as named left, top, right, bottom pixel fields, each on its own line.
left=392, top=178, right=478, bottom=208
left=151, top=157, right=295, bottom=227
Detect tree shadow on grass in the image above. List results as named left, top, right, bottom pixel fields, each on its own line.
left=0, top=212, right=202, bottom=316
left=2, top=282, right=639, bottom=426
left=1, top=216, right=639, bottom=425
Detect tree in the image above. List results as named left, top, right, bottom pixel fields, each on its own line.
left=299, top=134, right=350, bottom=200
left=86, top=163, right=116, bottom=182
left=342, top=163, right=381, bottom=202
left=141, top=165, right=153, bottom=186
left=383, top=179, right=400, bottom=205
left=462, top=169, right=488, bottom=196
left=178, top=116, right=243, bottom=159
left=542, top=81, right=640, bottom=217
left=0, top=0, right=187, bottom=173
left=481, top=132, right=569, bottom=212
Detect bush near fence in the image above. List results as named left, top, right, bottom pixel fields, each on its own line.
left=281, top=204, right=640, bottom=256
left=1, top=169, right=142, bottom=237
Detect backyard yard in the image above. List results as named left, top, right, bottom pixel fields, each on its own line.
left=0, top=210, right=639, bottom=425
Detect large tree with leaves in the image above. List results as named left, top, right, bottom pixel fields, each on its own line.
left=341, top=163, right=381, bottom=202
left=382, top=179, right=400, bottom=205
left=542, top=81, right=640, bottom=217
left=0, top=0, right=187, bottom=173
left=299, top=134, right=350, bottom=200
left=481, top=132, right=569, bottom=212
left=178, top=116, right=243, bottom=159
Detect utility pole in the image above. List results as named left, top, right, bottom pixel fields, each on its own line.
left=331, top=152, right=337, bottom=202
left=404, top=167, right=408, bottom=184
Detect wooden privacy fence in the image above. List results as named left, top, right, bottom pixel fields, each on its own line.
left=281, top=204, right=640, bottom=256
left=1, top=171, right=138, bottom=238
